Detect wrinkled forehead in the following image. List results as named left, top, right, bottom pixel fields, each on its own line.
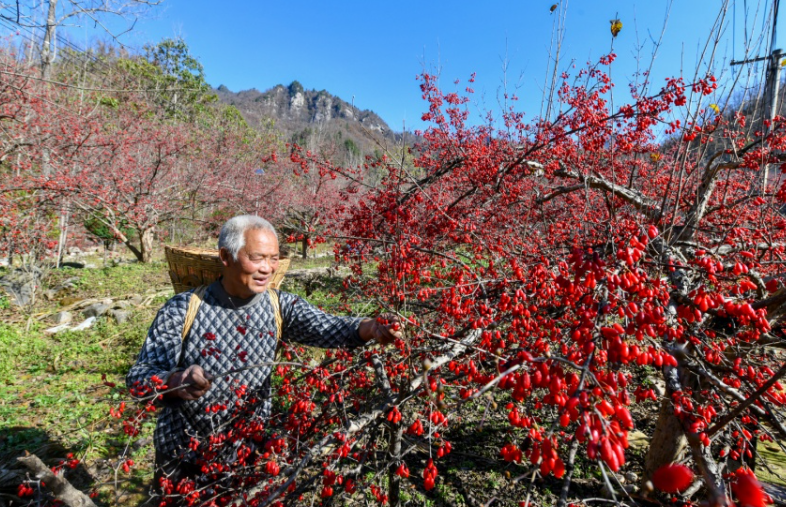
left=243, top=228, right=279, bottom=255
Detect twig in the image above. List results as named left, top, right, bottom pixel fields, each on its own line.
left=556, top=439, right=581, bottom=507
left=706, top=363, right=786, bottom=438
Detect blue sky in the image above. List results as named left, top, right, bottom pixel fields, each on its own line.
left=6, top=1, right=784, bottom=131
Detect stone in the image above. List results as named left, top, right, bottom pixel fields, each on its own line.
left=109, top=309, right=130, bottom=324
left=59, top=296, right=81, bottom=307
left=112, top=300, right=131, bottom=309
left=131, top=437, right=152, bottom=450
left=59, top=277, right=79, bottom=289
left=83, top=303, right=109, bottom=318
left=44, top=323, right=71, bottom=335
left=624, top=472, right=638, bottom=483
left=0, top=267, right=42, bottom=307
left=44, top=277, right=79, bottom=301
left=71, top=317, right=96, bottom=331
left=128, top=295, right=144, bottom=306
left=53, top=311, right=73, bottom=325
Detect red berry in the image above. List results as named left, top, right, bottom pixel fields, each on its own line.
left=733, top=471, right=768, bottom=507
left=652, top=463, right=694, bottom=493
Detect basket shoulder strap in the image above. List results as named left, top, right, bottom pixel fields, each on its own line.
left=182, top=285, right=207, bottom=341
left=178, top=285, right=206, bottom=368
left=268, top=288, right=283, bottom=348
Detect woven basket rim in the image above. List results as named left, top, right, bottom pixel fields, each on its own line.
left=164, top=244, right=290, bottom=293
left=164, top=245, right=291, bottom=258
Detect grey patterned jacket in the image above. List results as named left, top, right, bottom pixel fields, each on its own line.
left=126, top=280, right=365, bottom=459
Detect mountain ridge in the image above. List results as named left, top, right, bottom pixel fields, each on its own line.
left=214, top=81, right=413, bottom=164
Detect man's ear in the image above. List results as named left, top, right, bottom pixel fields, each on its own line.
left=218, top=248, right=232, bottom=267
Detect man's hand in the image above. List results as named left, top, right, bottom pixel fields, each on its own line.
left=166, top=365, right=212, bottom=400
left=360, top=313, right=403, bottom=346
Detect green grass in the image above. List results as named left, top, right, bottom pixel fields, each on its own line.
left=47, top=260, right=172, bottom=300
left=757, top=438, right=786, bottom=487
left=287, top=253, right=335, bottom=270
left=0, top=260, right=169, bottom=500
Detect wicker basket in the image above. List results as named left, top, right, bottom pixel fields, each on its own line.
left=165, top=246, right=291, bottom=294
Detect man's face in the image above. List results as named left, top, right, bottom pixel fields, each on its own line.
left=220, top=228, right=280, bottom=298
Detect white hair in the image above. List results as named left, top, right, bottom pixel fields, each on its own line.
left=218, top=215, right=278, bottom=261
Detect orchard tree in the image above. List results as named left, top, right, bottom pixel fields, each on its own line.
left=332, top=59, right=786, bottom=506
left=129, top=61, right=786, bottom=507
left=0, top=51, right=61, bottom=262
left=278, top=143, right=365, bottom=259
left=0, top=38, right=280, bottom=264
left=64, top=96, right=277, bottom=263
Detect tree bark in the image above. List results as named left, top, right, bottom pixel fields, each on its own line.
left=140, top=227, right=155, bottom=263
left=123, top=238, right=143, bottom=262
left=17, top=454, right=97, bottom=507
left=387, top=423, right=403, bottom=507
left=40, top=0, right=58, bottom=80
left=122, top=227, right=154, bottom=263
left=643, top=396, right=688, bottom=484
left=56, top=200, right=69, bottom=268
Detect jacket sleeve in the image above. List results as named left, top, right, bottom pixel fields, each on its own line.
left=126, top=293, right=190, bottom=397
left=278, top=291, right=365, bottom=349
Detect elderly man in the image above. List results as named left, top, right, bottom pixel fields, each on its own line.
left=127, top=215, right=400, bottom=499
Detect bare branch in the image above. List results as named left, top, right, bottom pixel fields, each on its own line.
left=706, top=363, right=786, bottom=438
left=17, top=454, right=97, bottom=507
left=679, top=151, right=786, bottom=242
left=713, top=242, right=786, bottom=256
left=545, top=166, right=662, bottom=220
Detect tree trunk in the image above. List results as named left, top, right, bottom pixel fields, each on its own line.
left=301, top=237, right=308, bottom=259
left=643, top=396, right=687, bottom=485
left=140, top=227, right=155, bottom=263
left=123, top=239, right=143, bottom=262
left=55, top=200, right=69, bottom=268
left=40, top=0, right=57, bottom=80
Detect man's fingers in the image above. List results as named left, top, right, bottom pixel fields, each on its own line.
left=181, top=384, right=210, bottom=400
left=175, top=366, right=212, bottom=399
left=376, top=326, right=400, bottom=345
left=190, top=386, right=210, bottom=397
left=190, top=371, right=211, bottom=389
left=182, top=365, right=211, bottom=389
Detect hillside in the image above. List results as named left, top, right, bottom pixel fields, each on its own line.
left=215, top=81, right=416, bottom=164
